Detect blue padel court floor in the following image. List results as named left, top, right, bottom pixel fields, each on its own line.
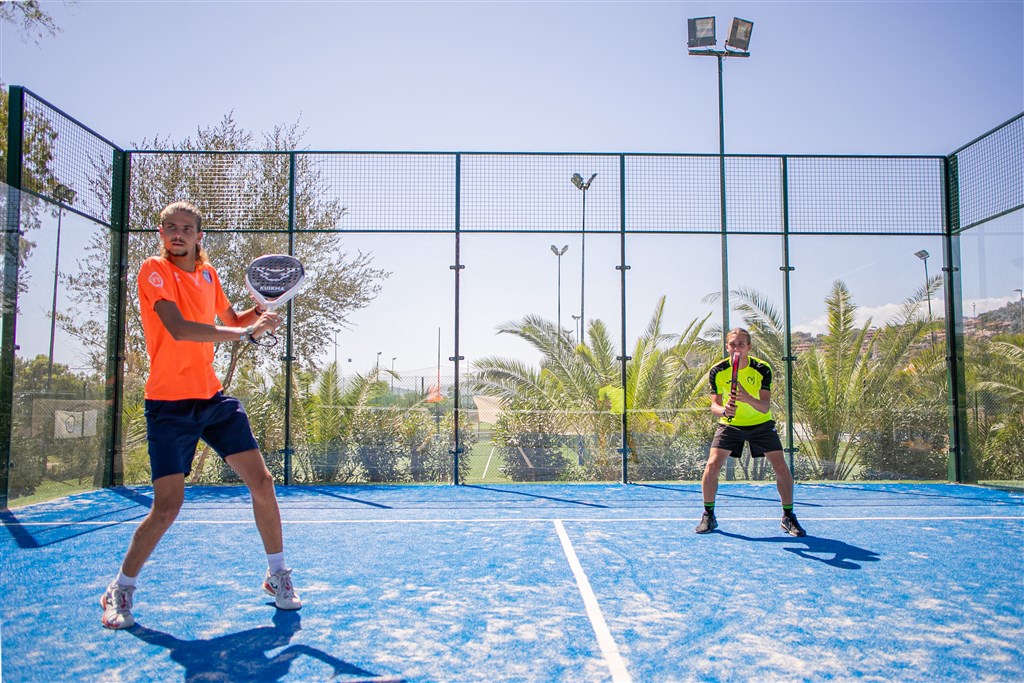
left=2, top=482, right=1022, bottom=682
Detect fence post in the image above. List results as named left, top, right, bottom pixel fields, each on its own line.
left=617, top=154, right=630, bottom=484
left=780, top=156, right=798, bottom=477
left=282, top=152, right=297, bottom=485
left=450, top=153, right=464, bottom=485
left=0, top=85, right=26, bottom=508
left=103, top=149, right=130, bottom=487
left=942, top=154, right=972, bottom=482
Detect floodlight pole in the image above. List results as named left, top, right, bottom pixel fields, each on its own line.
left=572, top=173, right=596, bottom=342
left=47, top=184, right=76, bottom=393
left=581, top=186, right=587, bottom=339
left=689, top=45, right=749, bottom=356
left=47, top=204, right=64, bottom=393
left=717, top=54, right=728, bottom=352
left=1014, top=288, right=1023, bottom=332
left=550, top=245, right=569, bottom=338
left=916, top=249, right=935, bottom=349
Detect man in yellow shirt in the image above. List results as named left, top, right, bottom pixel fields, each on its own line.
left=696, top=328, right=805, bottom=537
left=101, top=201, right=301, bottom=629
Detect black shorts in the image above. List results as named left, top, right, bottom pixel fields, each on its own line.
left=144, top=392, right=259, bottom=481
left=710, top=420, right=784, bottom=458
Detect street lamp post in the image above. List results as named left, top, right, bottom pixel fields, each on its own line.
left=571, top=314, right=582, bottom=343
left=1014, top=288, right=1023, bottom=332
left=915, top=249, right=936, bottom=348
left=391, top=357, right=397, bottom=392
left=571, top=173, right=597, bottom=341
left=47, top=183, right=76, bottom=392
left=376, top=351, right=382, bottom=372
left=688, top=16, right=753, bottom=354
left=550, top=244, right=569, bottom=337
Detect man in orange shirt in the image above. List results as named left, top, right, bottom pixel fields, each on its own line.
left=101, top=201, right=301, bottom=629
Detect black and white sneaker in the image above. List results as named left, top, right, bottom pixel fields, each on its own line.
left=695, top=511, right=718, bottom=534
left=781, top=513, right=806, bottom=537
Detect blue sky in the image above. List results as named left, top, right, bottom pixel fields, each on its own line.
left=4, top=1, right=1021, bottom=154
left=2, top=1, right=1022, bottom=377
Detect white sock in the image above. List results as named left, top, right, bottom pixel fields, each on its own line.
left=267, top=552, right=286, bottom=574
left=115, top=570, right=138, bottom=587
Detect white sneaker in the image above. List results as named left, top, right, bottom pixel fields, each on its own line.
left=263, top=568, right=302, bottom=610
left=100, top=581, right=136, bottom=629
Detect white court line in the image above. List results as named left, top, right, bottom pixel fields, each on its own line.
left=481, top=445, right=495, bottom=480
left=554, top=519, right=632, bottom=683
left=6, top=515, right=1023, bottom=527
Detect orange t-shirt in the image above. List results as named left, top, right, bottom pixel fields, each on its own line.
left=138, top=256, right=231, bottom=401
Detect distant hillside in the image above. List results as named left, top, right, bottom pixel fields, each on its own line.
left=978, top=300, right=1024, bottom=333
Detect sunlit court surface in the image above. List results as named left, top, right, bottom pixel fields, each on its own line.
left=2, top=483, right=1022, bottom=682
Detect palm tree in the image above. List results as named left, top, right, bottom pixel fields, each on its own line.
left=471, top=297, right=716, bottom=481
left=730, top=280, right=940, bottom=480
left=285, top=362, right=472, bottom=484
left=970, top=334, right=1024, bottom=480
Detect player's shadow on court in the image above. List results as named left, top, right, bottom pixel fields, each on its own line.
left=718, top=530, right=880, bottom=570
left=128, top=610, right=396, bottom=682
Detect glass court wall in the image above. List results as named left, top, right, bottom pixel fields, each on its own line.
left=2, top=86, right=1021, bottom=505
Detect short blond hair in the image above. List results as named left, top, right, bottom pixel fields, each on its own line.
left=726, top=327, right=752, bottom=345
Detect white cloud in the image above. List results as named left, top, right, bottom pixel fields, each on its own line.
left=964, top=295, right=1019, bottom=317
left=794, top=301, right=936, bottom=335
left=794, top=296, right=1020, bottom=335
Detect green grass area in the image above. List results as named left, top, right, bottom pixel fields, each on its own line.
left=7, top=477, right=97, bottom=509
left=465, top=439, right=512, bottom=484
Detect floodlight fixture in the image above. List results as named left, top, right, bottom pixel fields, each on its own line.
left=725, top=18, right=753, bottom=52
left=915, top=250, right=930, bottom=261
left=571, top=172, right=597, bottom=192
left=687, top=16, right=716, bottom=48
left=54, top=183, right=76, bottom=205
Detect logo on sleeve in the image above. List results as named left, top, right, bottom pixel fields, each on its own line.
left=203, top=270, right=213, bottom=284
left=148, top=272, right=164, bottom=288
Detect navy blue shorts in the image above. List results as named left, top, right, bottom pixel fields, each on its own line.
left=144, top=393, right=259, bottom=481
left=710, top=420, right=784, bottom=458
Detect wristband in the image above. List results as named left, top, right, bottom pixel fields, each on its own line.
left=239, top=325, right=255, bottom=341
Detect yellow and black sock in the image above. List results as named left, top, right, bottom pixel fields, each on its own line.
left=704, top=502, right=716, bottom=514
left=782, top=504, right=794, bottom=517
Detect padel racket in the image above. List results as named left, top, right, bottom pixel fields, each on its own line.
left=244, top=254, right=305, bottom=346
left=726, top=352, right=740, bottom=422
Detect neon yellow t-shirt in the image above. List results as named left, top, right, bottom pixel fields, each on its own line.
left=707, top=355, right=774, bottom=427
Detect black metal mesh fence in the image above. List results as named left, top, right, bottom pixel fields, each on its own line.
left=787, top=156, right=946, bottom=234
left=18, top=90, right=119, bottom=226
left=116, top=151, right=953, bottom=236
left=950, top=113, right=1024, bottom=232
